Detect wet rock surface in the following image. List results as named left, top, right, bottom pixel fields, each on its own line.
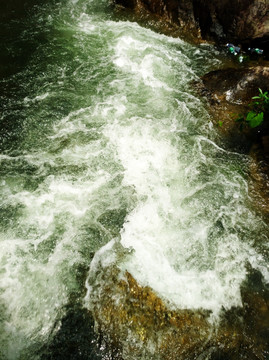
left=113, top=0, right=269, bottom=53
left=201, top=66, right=269, bottom=104
left=194, top=65, right=269, bottom=215
left=191, top=0, right=269, bottom=51
left=113, top=0, right=201, bottom=42
left=196, top=65, right=269, bottom=141
left=89, top=267, right=269, bottom=360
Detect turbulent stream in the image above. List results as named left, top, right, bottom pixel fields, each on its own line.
left=0, top=0, right=269, bottom=359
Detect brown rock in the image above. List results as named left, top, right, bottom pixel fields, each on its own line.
left=201, top=66, right=269, bottom=103
left=193, top=66, right=269, bottom=150
left=113, top=0, right=269, bottom=52
left=193, top=0, right=269, bottom=44
left=195, top=65, right=269, bottom=216
left=88, top=265, right=268, bottom=359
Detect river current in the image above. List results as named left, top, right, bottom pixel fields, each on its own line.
left=0, top=0, right=268, bottom=359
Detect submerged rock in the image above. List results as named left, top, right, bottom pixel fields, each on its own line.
left=87, top=265, right=268, bottom=359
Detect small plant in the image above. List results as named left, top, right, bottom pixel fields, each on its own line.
left=252, top=88, right=269, bottom=108
left=235, top=88, right=269, bottom=129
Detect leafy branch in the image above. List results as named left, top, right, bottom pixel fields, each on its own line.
left=235, top=88, right=269, bottom=128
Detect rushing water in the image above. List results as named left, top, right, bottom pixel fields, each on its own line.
left=0, top=0, right=269, bottom=359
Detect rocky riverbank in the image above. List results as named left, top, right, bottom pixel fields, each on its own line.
left=196, top=64, right=269, bottom=216
left=113, top=0, right=269, bottom=214
left=113, top=0, right=269, bottom=53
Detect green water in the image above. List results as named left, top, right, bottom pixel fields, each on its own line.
left=0, top=1, right=268, bottom=359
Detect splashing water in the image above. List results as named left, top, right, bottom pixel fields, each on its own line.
left=0, top=0, right=268, bottom=358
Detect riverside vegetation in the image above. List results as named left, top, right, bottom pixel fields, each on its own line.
left=236, top=88, right=269, bottom=129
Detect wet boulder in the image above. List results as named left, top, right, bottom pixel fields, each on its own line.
left=87, top=265, right=268, bottom=359
left=194, top=66, right=269, bottom=151
left=193, top=0, right=269, bottom=51
left=201, top=66, right=269, bottom=104
left=113, top=0, right=269, bottom=53
left=196, top=65, right=269, bottom=215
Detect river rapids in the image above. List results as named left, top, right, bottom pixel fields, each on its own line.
left=0, top=0, right=268, bottom=359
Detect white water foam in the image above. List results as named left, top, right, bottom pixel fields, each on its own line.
left=85, top=30, right=269, bottom=319
left=101, top=121, right=248, bottom=315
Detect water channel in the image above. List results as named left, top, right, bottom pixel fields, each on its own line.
left=0, top=0, right=268, bottom=359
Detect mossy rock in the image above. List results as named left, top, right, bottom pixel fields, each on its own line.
left=88, top=265, right=269, bottom=359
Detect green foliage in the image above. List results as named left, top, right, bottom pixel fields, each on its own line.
left=235, top=88, right=269, bottom=129
left=245, top=111, right=264, bottom=128
left=252, top=88, right=269, bottom=104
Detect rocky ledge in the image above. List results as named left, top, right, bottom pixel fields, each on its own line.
left=113, top=0, right=269, bottom=53
left=196, top=65, right=269, bottom=146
